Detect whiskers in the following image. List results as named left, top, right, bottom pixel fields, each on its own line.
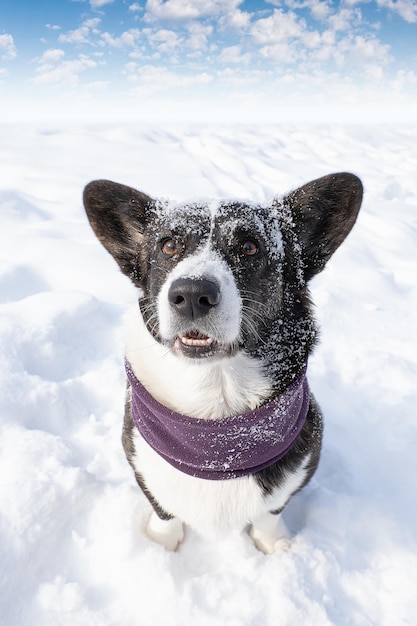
left=139, top=295, right=160, bottom=338
left=149, top=259, right=170, bottom=275
left=240, top=289, right=271, bottom=314
left=239, top=289, right=268, bottom=347
left=128, top=294, right=175, bottom=361
left=131, top=281, right=269, bottom=365
left=240, top=307, right=266, bottom=347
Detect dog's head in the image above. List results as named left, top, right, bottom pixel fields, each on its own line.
left=84, top=173, right=362, bottom=378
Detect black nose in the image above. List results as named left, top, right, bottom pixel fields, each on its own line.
left=168, top=278, right=220, bottom=320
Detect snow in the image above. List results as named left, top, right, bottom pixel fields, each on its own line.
left=1, top=123, right=417, bottom=625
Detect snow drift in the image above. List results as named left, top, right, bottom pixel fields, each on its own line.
left=0, top=124, right=416, bottom=625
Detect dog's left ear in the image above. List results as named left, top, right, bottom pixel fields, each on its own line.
left=285, top=172, right=363, bottom=281
left=83, top=179, right=154, bottom=284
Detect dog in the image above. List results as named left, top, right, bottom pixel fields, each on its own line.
left=83, top=172, right=362, bottom=554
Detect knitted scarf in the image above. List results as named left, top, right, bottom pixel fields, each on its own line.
left=126, top=360, right=309, bottom=481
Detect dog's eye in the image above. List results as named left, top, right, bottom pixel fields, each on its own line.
left=241, top=239, right=258, bottom=256
left=161, top=238, right=179, bottom=257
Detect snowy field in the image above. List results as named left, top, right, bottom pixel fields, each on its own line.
left=1, top=124, right=416, bottom=626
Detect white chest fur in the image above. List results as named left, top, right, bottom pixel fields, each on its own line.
left=131, top=428, right=311, bottom=538
left=124, top=305, right=272, bottom=420
left=124, top=306, right=310, bottom=538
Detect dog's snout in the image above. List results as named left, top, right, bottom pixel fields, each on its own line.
left=168, top=278, right=220, bottom=319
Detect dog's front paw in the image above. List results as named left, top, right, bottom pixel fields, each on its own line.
left=249, top=512, right=292, bottom=555
left=250, top=529, right=292, bottom=555
left=146, top=511, right=184, bottom=551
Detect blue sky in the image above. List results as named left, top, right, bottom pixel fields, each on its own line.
left=1, top=0, right=416, bottom=122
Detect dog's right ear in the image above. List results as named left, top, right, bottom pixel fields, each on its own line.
left=284, top=172, right=363, bottom=281
left=83, top=179, right=153, bottom=284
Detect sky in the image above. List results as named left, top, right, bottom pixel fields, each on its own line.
left=1, top=0, right=417, bottom=122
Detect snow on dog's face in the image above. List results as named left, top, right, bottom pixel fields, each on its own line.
left=83, top=174, right=363, bottom=372
left=145, top=199, right=286, bottom=359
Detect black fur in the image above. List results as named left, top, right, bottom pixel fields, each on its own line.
left=84, top=172, right=363, bottom=530
left=122, top=386, right=173, bottom=521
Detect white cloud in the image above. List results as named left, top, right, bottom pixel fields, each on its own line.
left=250, top=8, right=322, bottom=62
left=45, top=24, right=61, bottom=31
left=218, top=45, right=251, bottom=65
left=90, top=0, right=114, bottom=7
left=306, top=31, right=391, bottom=69
left=251, top=9, right=307, bottom=44
left=37, top=49, right=66, bottom=65
left=218, top=7, right=251, bottom=31
left=284, top=0, right=332, bottom=20
left=145, top=0, right=208, bottom=20
left=125, top=63, right=213, bottom=95
left=327, top=7, right=362, bottom=31
left=365, top=64, right=384, bottom=81
left=344, top=0, right=417, bottom=22
left=83, top=80, right=109, bottom=90
left=144, top=0, right=246, bottom=22
left=348, top=34, right=391, bottom=63
left=58, top=18, right=101, bottom=45
left=8, top=0, right=414, bottom=123
left=217, top=67, right=272, bottom=86
left=375, top=0, right=417, bottom=23
left=100, top=29, right=141, bottom=48
left=32, top=54, right=97, bottom=87
left=259, top=41, right=298, bottom=63
left=392, top=69, right=417, bottom=90
left=0, top=34, right=17, bottom=60
left=144, top=28, right=183, bottom=52
left=249, top=5, right=393, bottom=76
left=185, top=22, right=213, bottom=51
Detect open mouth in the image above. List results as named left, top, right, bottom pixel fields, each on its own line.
left=173, top=331, right=235, bottom=359
left=179, top=331, right=214, bottom=348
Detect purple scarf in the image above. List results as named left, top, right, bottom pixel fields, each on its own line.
left=126, top=361, right=309, bottom=481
